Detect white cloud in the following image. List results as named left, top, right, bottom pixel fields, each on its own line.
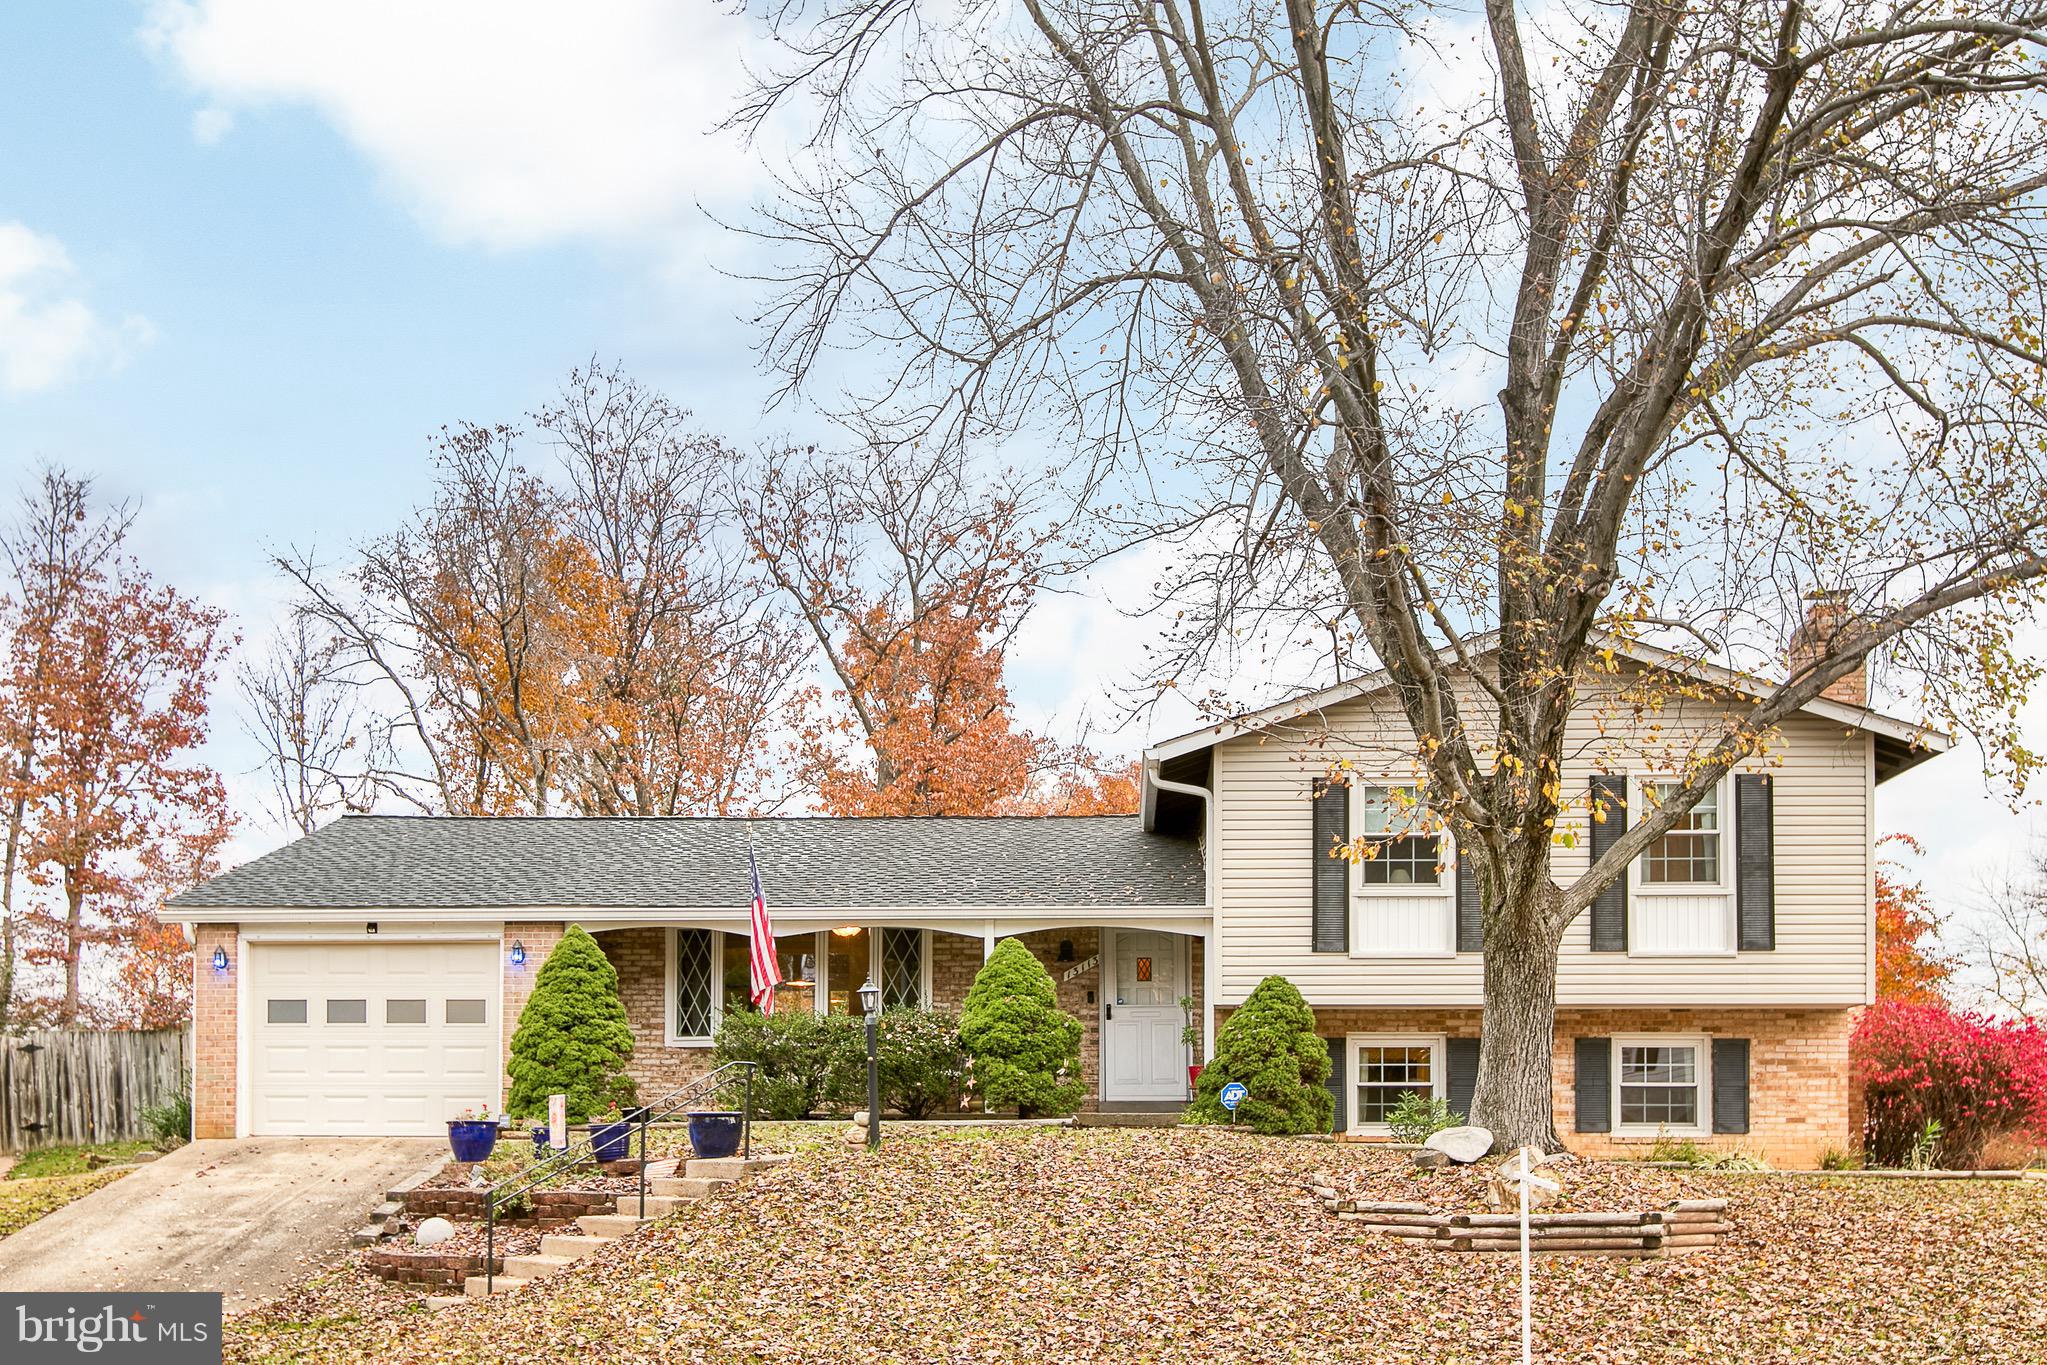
left=140, top=1, right=763, bottom=252
left=0, top=222, right=151, bottom=395
left=191, top=106, right=235, bottom=144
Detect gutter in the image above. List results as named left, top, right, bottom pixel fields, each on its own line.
left=1147, top=760, right=1219, bottom=1062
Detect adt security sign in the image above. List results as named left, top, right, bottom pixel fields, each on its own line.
left=1218, top=1081, right=1248, bottom=1114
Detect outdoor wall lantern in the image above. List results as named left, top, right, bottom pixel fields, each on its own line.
left=211, top=946, right=229, bottom=973
left=1057, top=938, right=1075, bottom=962
left=509, top=940, right=527, bottom=968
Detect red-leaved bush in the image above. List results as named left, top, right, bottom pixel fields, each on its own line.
left=1853, top=1001, right=2047, bottom=1168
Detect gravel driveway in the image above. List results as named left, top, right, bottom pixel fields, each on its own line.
left=0, top=1136, right=440, bottom=1311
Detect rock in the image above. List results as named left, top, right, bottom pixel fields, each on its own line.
left=852, top=1111, right=870, bottom=1127
left=1423, top=1125, right=1495, bottom=1164
left=414, top=1217, right=456, bottom=1248
left=84, top=1151, right=109, bottom=1169
left=1409, top=1147, right=1454, bottom=1170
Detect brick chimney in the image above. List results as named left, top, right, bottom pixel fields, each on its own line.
left=1787, top=590, right=1866, bottom=706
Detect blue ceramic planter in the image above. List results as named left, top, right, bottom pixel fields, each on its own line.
left=447, top=1119, right=499, bottom=1163
left=586, top=1119, right=633, bottom=1162
left=688, top=1111, right=743, bottom=1159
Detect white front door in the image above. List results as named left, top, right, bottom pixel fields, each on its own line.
left=1102, top=930, right=1186, bottom=1101
left=246, top=940, right=499, bottom=1136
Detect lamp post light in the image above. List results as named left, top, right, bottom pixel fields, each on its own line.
left=858, top=977, right=882, bottom=1151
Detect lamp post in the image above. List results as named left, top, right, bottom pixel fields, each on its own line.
left=858, top=977, right=882, bottom=1151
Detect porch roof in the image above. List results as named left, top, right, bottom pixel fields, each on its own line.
left=169, top=814, right=1205, bottom=915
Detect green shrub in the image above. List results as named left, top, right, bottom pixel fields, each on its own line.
left=877, top=1008, right=967, bottom=1118
left=1384, top=1092, right=1459, bottom=1144
left=1185, top=975, right=1331, bottom=1135
left=141, top=1071, right=192, bottom=1150
left=713, top=1008, right=863, bottom=1119
left=505, top=925, right=638, bottom=1122
left=1648, top=1133, right=1710, bottom=1166
left=959, top=939, right=1085, bottom=1118
left=1818, top=1146, right=1860, bottom=1171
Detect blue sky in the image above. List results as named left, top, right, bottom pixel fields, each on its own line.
left=0, top=3, right=2037, bottom=972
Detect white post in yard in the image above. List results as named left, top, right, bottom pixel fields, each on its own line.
left=983, top=920, right=996, bottom=961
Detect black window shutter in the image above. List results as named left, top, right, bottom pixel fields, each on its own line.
left=1712, top=1038, right=1751, bottom=1134
left=1574, top=1037, right=1612, bottom=1133
left=1445, top=1038, right=1480, bottom=1122
left=1588, top=775, right=1628, bottom=952
left=1325, top=1037, right=1347, bottom=1134
left=1454, top=850, right=1483, bottom=953
left=1735, top=774, right=1776, bottom=951
left=1311, top=780, right=1350, bottom=953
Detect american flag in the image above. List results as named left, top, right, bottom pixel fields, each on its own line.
left=747, top=845, right=783, bottom=1014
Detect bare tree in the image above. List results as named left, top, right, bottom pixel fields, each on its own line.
left=739, top=0, right=2047, bottom=1144
left=1973, top=841, right=2047, bottom=1018
left=277, top=367, right=809, bottom=818
left=237, top=615, right=389, bottom=834
left=0, top=467, right=133, bottom=1025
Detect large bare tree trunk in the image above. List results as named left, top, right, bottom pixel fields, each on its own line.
left=1473, top=885, right=1566, bottom=1149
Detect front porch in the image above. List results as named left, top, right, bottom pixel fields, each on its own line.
left=582, top=923, right=1209, bottom=1114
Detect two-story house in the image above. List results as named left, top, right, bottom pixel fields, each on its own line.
left=172, top=625, right=1946, bottom=1165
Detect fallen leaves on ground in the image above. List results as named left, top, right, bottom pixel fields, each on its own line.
left=0, top=1169, right=127, bottom=1239
left=227, top=1128, right=2047, bottom=1364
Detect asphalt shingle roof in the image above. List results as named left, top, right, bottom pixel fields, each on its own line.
left=169, top=815, right=1205, bottom=911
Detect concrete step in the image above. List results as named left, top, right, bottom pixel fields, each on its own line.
left=348, top=1225, right=387, bottom=1248
left=577, top=1213, right=650, bottom=1238
left=502, top=1254, right=577, bottom=1280
left=425, top=1295, right=468, bottom=1310
left=608, top=1194, right=690, bottom=1218
left=539, top=1233, right=609, bottom=1258
left=368, top=1200, right=403, bottom=1224
left=685, top=1154, right=791, bottom=1181
left=463, top=1275, right=532, bottom=1298
left=647, top=1176, right=729, bottom=1199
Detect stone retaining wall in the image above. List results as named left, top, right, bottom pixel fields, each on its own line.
left=401, top=1187, right=619, bottom=1227
left=362, top=1248, right=505, bottom=1287
left=1309, top=1183, right=1732, bottom=1257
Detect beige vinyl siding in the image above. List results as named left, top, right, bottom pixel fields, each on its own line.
left=1213, top=688, right=1872, bottom=1008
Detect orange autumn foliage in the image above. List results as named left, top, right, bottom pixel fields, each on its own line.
left=1876, top=833, right=1955, bottom=1005
left=4, top=557, right=234, bottom=1026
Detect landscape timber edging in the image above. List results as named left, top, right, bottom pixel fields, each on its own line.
left=1307, top=1182, right=1732, bottom=1258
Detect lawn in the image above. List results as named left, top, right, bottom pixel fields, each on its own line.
left=227, top=1127, right=2047, bottom=1364
left=0, top=1170, right=127, bottom=1239
left=4, top=1139, right=155, bottom=1180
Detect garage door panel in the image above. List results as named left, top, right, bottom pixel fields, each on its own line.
left=249, top=940, right=499, bottom=1137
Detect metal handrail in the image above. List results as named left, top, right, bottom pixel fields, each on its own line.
left=484, top=1060, right=756, bottom=1293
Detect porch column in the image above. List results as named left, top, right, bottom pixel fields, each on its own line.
left=983, top=919, right=997, bottom=961
left=1203, top=919, right=1219, bottom=1061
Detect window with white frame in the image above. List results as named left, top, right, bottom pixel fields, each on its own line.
left=1349, top=1036, right=1444, bottom=1129
left=1640, top=781, right=1721, bottom=885
left=1351, top=786, right=1445, bottom=886
left=1615, top=1038, right=1706, bottom=1133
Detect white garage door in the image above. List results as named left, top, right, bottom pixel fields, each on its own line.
left=248, top=940, right=499, bottom=1136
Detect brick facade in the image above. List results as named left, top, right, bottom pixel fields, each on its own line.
left=501, top=921, right=566, bottom=1104
left=193, top=923, right=238, bottom=1139
left=601, top=924, right=1209, bottom=1114
left=1238, top=1004, right=1855, bottom=1167
left=594, top=927, right=718, bottom=1099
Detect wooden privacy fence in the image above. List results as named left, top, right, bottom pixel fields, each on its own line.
left=0, top=1028, right=189, bottom=1152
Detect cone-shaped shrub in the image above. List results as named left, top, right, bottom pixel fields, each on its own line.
left=505, top=925, right=638, bottom=1122
left=959, top=938, right=1086, bottom=1117
left=1185, top=974, right=1330, bottom=1134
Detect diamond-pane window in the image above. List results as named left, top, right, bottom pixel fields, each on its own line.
left=881, top=928, right=924, bottom=1009
left=674, top=929, right=717, bottom=1039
